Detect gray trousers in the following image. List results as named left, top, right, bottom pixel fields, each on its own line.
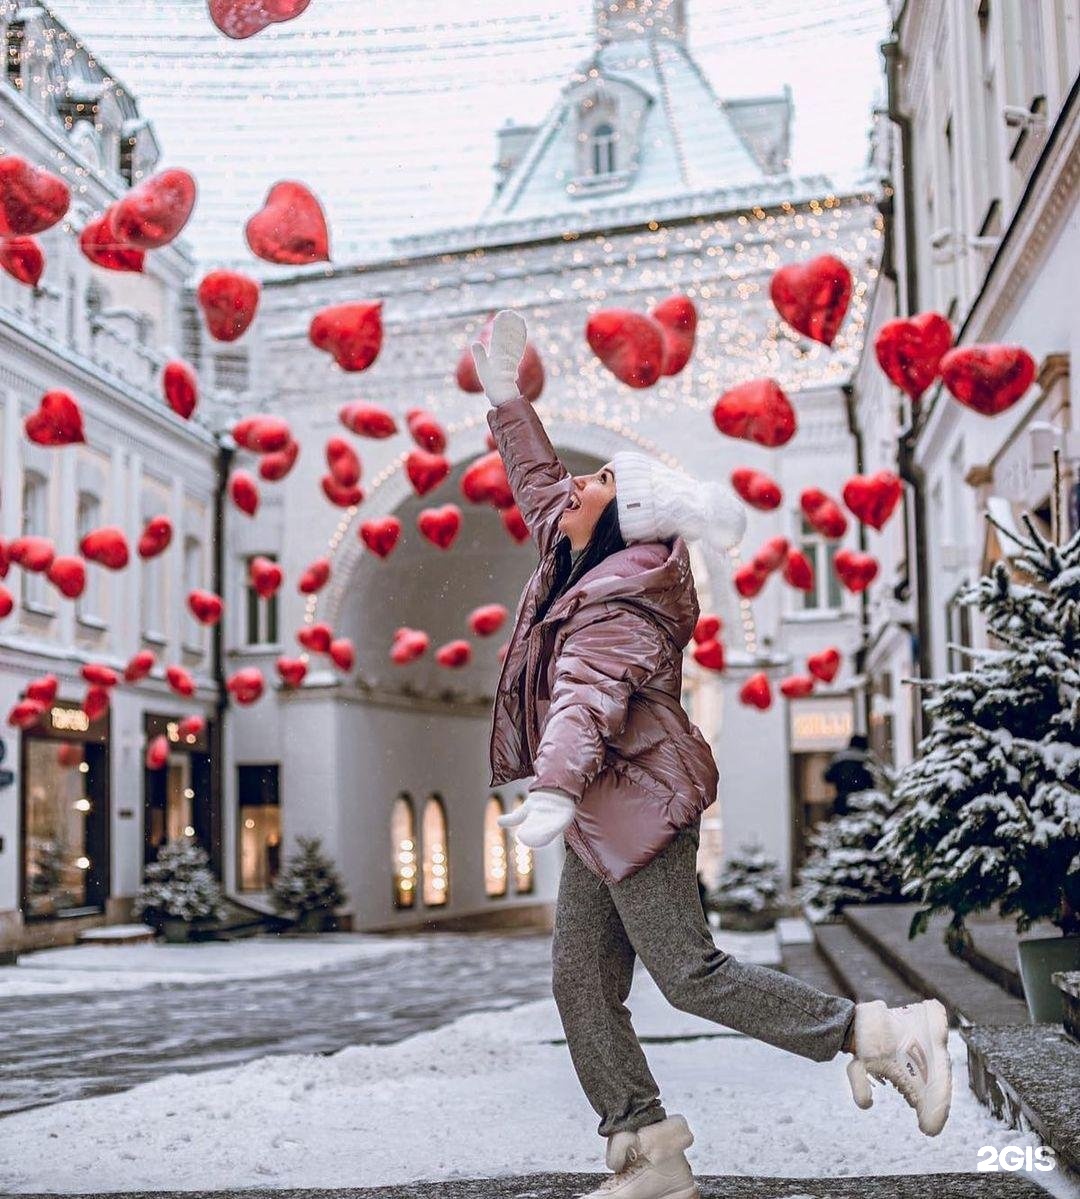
left=551, top=823, right=857, bottom=1139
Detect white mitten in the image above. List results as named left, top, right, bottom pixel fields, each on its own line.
left=497, top=789, right=575, bottom=848
left=470, top=309, right=528, bottom=405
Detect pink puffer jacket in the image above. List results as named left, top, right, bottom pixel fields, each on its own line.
left=486, top=394, right=721, bottom=884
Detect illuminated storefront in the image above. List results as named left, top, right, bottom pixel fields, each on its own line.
left=787, top=695, right=855, bottom=881
left=143, top=713, right=217, bottom=871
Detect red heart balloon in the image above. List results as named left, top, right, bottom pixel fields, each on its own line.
left=391, top=627, right=429, bottom=664
left=233, top=415, right=291, bottom=453
left=651, top=295, right=697, bottom=376
left=739, top=672, right=772, bottom=710
left=146, top=734, right=169, bottom=771
left=360, top=517, right=401, bottom=559
left=457, top=314, right=545, bottom=402
left=83, top=685, right=110, bottom=723
left=110, top=169, right=196, bottom=250
left=25, top=675, right=59, bottom=703
left=46, top=556, right=86, bottom=599
left=24, top=391, right=85, bottom=446
left=321, top=475, right=364, bottom=507
left=277, top=656, right=308, bottom=687
left=712, top=379, right=796, bottom=447
left=9, top=535, right=55, bottom=572
left=79, top=212, right=145, bottom=273
left=734, top=563, right=767, bottom=598
left=297, top=623, right=333, bottom=654
left=730, top=467, right=782, bottom=511
left=227, top=667, right=264, bottom=705
left=807, top=647, right=841, bottom=683
left=259, top=438, right=300, bottom=482
left=188, top=589, right=224, bottom=625
left=752, top=536, right=789, bottom=576
left=326, top=437, right=361, bottom=487
left=166, top=665, right=196, bottom=697
left=939, top=344, right=1036, bottom=416
left=138, top=515, right=173, bottom=559
left=230, top=470, right=260, bottom=516
left=692, top=638, right=725, bottom=672
left=780, top=674, right=816, bottom=699
left=298, top=558, right=330, bottom=593
left=693, top=614, right=722, bottom=644
left=208, top=0, right=312, bottom=39
left=436, top=639, right=471, bottom=668
left=250, top=556, right=283, bottom=598
left=245, top=180, right=329, bottom=265
left=197, top=270, right=260, bottom=342
left=782, top=548, right=814, bottom=592
left=124, top=649, right=156, bottom=683
left=468, top=603, right=508, bottom=637
left=0, top=157, right=70, bottom=236
left=163, top=361, right=198, bottom=420
left=843, top=471, right=903, bottom=531
left=460, top=451, right=513, bottom=508
left=800, top=489, right=848, bottom=539
left=309, top=302, right=382, bottom=372
left=0, top=236, right=44, bottom=287
left=834, top=549, right=879, bottom=593
left=82, top=663, right=119, bottom=688
left=769, top=254, right=852, bottom=347
left=501, top=505, right=529, bottom=543
left=178, top=715, right=206, bottom=741
left=407, top=409, right=447, bottom=454
left=80, top=526, right=129, bottom=571
left=0, top=583, right=13, bottom=617
left=406, top=449, right=450, bottom=497
left=329, top=637, right=355, bottom=672
left=339, top=401, right=397, bottom=439
left=586, top=308, right=666, bottom=388
left=873, top=312, right=952, bottom=401
left=418, top=504, right=462, bottom=550
left=8, top=698, right=46, bottom=729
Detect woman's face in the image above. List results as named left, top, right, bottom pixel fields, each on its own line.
left=558, top=462, right=617, bottom=550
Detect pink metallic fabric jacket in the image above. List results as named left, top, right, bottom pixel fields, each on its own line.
left=486, top=394, right=719, bottom=884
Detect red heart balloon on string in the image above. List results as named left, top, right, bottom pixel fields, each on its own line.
left=309, top=302, right=383, bottom=372
left=208, top=0, right=312, bottom=39
left=406, top=449, right=450, bottom=497
left=230, top=470, right=260, bottom=516
left=124, top=650, right=156, bottom=683
left=0, top=583, right=13, bottom=618
left=298, top=558, right=330, bottom=593
left=0, top=157, right=70, bottom=236
left=873, top=312, right=952, bottom=401
left=146, top=735, right=169, bottom=771
left=79, top=212, right=145, bottom=273
left=277, top=656, right=308, bottom=687
left=712, top=379, right=796, bottom=447
left=82, top=663, right=118, bottom=689
left=769, top=254, right=852, bottom=347
left=843, top=471, right=903, bottom=531
left=188, top=589, right=224, bottom=626
left=329, top=638, right=355, bottom=672
left=110, top=169, right=196, bottom=250
left=227, top=667, right=264, bottom=705
left=692, top=639, right=725, bottom=672
left=418, top=504, right=462, bottom=550
left=166, top=665, right=196, bottom=698
left=8, top=698, right=46, bottom=729
left=730, top=467, right=782, bottom=511
left=325, top=437, right=361, bottom=488
left=178, top=715, right=205, bottom=740
left=233, top=415, right=291, bottom=453
left=297, top=623, right=333, bottom=654
left=321, top=475, right=363, bottom=507
left=460, top=451, right=513, bottom=508
left=0, top=236, right=44, bottom=287
left=339, top=400, right=397, bottom=438
left=752, top=536, right=789, bottom=576
left=259, top=438, right=300, bottom=481
left=693, top=614, right=722, bottom=644
left=780, top=675, right=816, bottom=699
left=651, top=295, right=697, bottom=376
left=9, top=535, right=55, bottom=572
left=249, top=556, right=283, bottom=599
left=81, top=527, right=129, bottom=571
left=46, top=556, right=86, bottom=599
left=782, top=548, right=814, bottom=592
left=436, top=639, right=471, bottom=668
left=25, top=675, right=59, bottom=704
left=834, top=549, right=879, bottom=593
left=138, top=515, right=173, bottom=559
left=24, top=391, right=85, bottom=446
left=457, top=313, right=545, bottom=401
left=800, top=489, right=848, bottom=539
left=586, top=308, right=666, bottom=388
left=391, top=627, right=429, bottom=664
left=734, top=564, right=767, bottom=598
left=360, top=517, right=401, bottom=558
left=739, top=673, right=772, bottom=710
left=807, top=647, right=841, bottom=683
left=163, top=361, right=198, bottom=420
left=501, top=506, right=529, bottom=543
left=198, top=270, right=260, bottom=342
left=407, top=409, right=447, bottom=454
left=939, top=345, right=1036, bottom=416
left=245, top=180, right=329, bottom=265
left=83, top=685, right=110, bottom=723
left=468, top=604, right=508, bottom=637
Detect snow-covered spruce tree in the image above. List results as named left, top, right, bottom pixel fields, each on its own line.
left=134, top=837, right=226, bottom=929
left=270, top=836, right=347, bottom=918
left=710, top=838, right=784, bottom=917
left=878, top=518, right=1080, bottom=939
left=796, top=772, right=908, bottom=921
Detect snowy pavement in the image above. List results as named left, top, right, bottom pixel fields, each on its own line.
left=0, top=941, right=1064, bottom=1197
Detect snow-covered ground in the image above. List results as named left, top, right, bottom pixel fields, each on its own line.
left=0, top=957, right=1053, bottom=1194
left=0, top=934, right=415, bottom=997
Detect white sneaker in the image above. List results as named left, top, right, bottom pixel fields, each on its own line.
left=579, top=1115, right=699, bottom=1199
left=846, top=998, right=952, bottom=1136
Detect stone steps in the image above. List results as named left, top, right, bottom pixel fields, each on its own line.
left=812, top=920, right=924, bottom=1007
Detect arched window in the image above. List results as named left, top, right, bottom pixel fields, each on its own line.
left=21, top=470, right=48, bottom=607
left=76, top=491, right=102, bottom=621
left=483, top=795, right=508, bottom=897
left=391, top=794, right=417, bottom=909
left=422, top=794, right=449, bottom=906
left=511, top=793, right=534, bottom=894
left=591, top=122, right=616, bottom=176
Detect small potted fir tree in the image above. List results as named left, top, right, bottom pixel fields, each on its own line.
left=134, top=837, right=226, bottom=943
left=270, top=836, right=348, bottom=932
left=709, top=839, right=784, bottom=931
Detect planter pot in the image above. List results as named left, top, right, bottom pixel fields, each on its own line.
left=718, top=906, right=778, bottom=932
left=162, top=918, right=193, bottom=944
left=297, top=909, right=333, bottom=933
left=1017, top=934, right=1080, bottom=1023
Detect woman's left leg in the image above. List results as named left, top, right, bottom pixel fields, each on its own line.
left=610, top=824, right=856, bottom=1063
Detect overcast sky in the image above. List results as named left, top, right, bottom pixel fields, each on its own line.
left=52, top=0, right=890, bottom=264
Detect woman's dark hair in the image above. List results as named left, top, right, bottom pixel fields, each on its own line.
left=532, top=496, right=626, bottom=624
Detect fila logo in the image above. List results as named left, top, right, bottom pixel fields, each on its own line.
left=907, top=1040, right=930, bottom=1084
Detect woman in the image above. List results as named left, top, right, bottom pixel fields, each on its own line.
left=473, top=311, right=952, bottom=1199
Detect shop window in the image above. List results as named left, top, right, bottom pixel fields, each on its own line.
left=797, top=515, right=842, bottom=612
left=21, top=470, right=48, bottom=609
left=245, top=553, right=279, bottom=646
left=511, top=793, right=534, bottom=895
left=483, top=795, right=508, bottom=897
left=391, top=794, right=417, bottom=909
left=237, top=764, right=280, bottom=891
left=591, top=122, right=616, bottom=176
left=421, top=794, right=449, bottom=906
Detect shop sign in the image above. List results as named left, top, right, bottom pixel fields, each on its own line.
left=28, top=700, right=108, bottom=744
left=789, top=697, right=854, bottom=751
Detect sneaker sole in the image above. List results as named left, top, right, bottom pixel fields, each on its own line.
left=919, top=998, right=952, bottom=1137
